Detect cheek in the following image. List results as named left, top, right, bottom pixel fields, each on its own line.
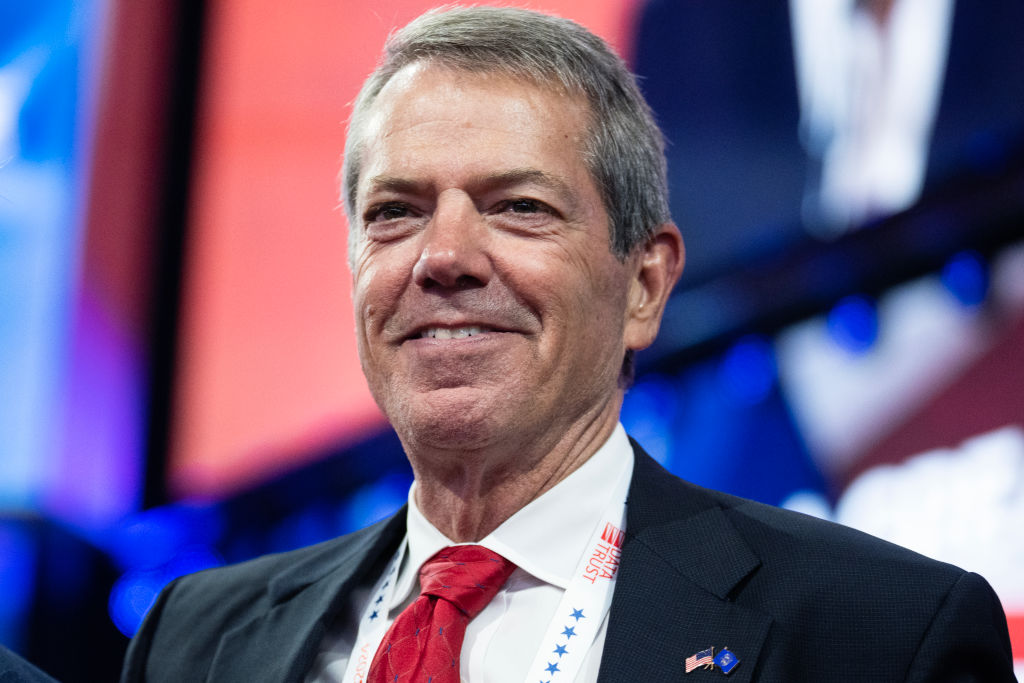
left=353, top=254, right=410, bottom=322
left=563, top=250, right=629, bottom=320
left=502, top=243, right=626, bottom=325
left=569, top=267, right=632, bottom=369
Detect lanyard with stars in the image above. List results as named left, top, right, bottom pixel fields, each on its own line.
left=521, top=469, right=628, bottom=683
left=341, top=470, right=628, bottom=683
left=341, top=550, right=403, bottom=683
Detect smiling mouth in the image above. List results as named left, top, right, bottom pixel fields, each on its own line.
left=418, top=326, right=490, bottom=340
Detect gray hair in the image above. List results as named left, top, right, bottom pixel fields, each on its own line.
left=341, top=5, right=671, bottom=259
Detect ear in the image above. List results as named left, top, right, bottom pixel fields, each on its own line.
left=624, top=222, right=685, bottom=352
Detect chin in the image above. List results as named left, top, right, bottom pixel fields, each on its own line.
left=390, top=387, right=520, bottom=453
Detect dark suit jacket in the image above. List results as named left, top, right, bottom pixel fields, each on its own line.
left=122, top=446, right=1016, bottom=681
left=0, top=647, right=57, bottom=683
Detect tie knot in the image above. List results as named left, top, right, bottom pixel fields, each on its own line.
left=418, top=545, right=516, bottom=619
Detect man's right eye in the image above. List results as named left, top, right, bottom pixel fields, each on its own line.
left=365, top=203, right=411, bottom=222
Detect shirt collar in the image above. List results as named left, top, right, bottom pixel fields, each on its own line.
left=391, top=424, right=633, bottom=608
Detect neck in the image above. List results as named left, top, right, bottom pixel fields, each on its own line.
left=408, top=400, right=621, bottom=542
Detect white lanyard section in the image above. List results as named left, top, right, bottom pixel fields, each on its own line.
left=521, top=470, right=628, bottom=683
left=341, top=472, right=629, bottom=683
left=342, top=550, right=402, bottom=683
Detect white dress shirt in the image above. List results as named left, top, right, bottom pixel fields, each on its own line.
left=306, top=424, right=634, bottom=683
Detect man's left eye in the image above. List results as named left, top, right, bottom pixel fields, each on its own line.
left=501, top=199, right=545, bottom=214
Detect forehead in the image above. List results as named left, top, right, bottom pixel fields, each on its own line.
left=356, top=63, right=594, bottom=189
left=371, top=60, right=587, bottom=124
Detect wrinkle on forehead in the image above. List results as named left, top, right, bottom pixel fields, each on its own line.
left=366, top=61, right=589, bottom=143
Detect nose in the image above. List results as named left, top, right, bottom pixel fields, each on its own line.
left=412, top=192, right=492, bottom=290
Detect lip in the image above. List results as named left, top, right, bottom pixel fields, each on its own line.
left=417, top=325, right=486, bottom=340
left=402, top=330, right=516, bottom=351
left=402, top=320, right=516, bottom=342
left=405, top=332, right=506, bottom=348
left=400, top=328, right=519, bottom=361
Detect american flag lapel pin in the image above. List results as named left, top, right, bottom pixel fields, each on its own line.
left=685, top=647, right=714, bottom=673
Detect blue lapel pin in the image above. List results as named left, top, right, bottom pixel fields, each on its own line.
left=713, top=647, right=740, bottom=675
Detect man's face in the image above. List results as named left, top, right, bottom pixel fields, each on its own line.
left=350, top=63, right=642, bottom=457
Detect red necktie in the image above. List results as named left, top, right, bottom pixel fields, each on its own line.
left=367, top=545, right=516, bottom=683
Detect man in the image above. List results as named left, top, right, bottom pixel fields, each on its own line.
left=122, top=7, right=1016, bottom=682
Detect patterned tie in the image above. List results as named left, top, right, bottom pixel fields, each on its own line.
left=367, top=545, right=516, bottom=683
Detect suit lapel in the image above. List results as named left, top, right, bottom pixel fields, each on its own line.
left=207, top=510, right=406, bottom=683
left=597, top=447, right=772, bottom=682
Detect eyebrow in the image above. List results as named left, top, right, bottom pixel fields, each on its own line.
left=364, top=175, right=427, bottom=196
left=363, top=168, right=581, bottom=208
left=473, top=168, right=577, bottom=199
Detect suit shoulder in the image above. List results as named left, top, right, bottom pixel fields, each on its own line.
left=161, top=514, right=398, bottom=617
left=0, top=646, right=58, bottom=683
left=696, top=484, right=998, bottom=640
left=122, top=514, right=403, bottom=682
left=630, top=446, right=965, bottom=587
left=710, top=488, right=1013, bottom=678
left=713, top=487, right=963, bottom=581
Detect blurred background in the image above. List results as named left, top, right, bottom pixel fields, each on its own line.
left=1, top=0, right=1022, bottom=679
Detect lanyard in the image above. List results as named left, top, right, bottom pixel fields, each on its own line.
left=342, top=551, right=402, bottom=683
left=521, top=471, right=628, bottom=683
left=341, top=472, right=629, bottom=683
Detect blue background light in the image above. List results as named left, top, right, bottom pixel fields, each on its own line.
left=338, top=472, right=414, bottom=533
left=941, top=251, right=988, bottom=308
left=0, top=523, right=36, bottom=650
left=718, top=335, right=777, bottom=405
left=621, top=376, right=679, bottom=467
left=827, top=295, right=879, bottom=354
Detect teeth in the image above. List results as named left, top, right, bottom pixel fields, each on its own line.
left=420, top=326, right=486, bottom=339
